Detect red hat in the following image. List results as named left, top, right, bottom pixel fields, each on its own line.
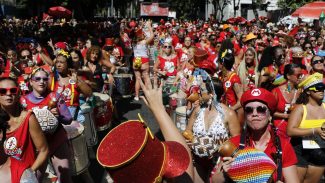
left=129, top=20, right=136, bottom=28
left=193, top=48, right=209, bottom=66
left=55, top=42, right=68, bottom=51
left=97, top=120, right=189, bottom=183
left=240, top=88, right=277, bottom=113
left=135, top=28, right=143, bottom=37
left=198, top=60, right=216, bottom=75
left=104, top=38, right=114, bottom=46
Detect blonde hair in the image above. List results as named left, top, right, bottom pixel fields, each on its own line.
left=159, top=41, right=175, bottom=57
left=237, top=47, right=260, bottom=90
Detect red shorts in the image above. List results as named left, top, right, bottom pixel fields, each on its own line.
left=133, top=57, right=149, bottom=64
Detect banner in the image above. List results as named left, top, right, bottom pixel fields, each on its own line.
left=140, top=3, right=168, bottom=17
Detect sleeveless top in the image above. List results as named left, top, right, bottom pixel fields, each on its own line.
left=4, top=112, right=35, bottom=183
left=133, top=44, right=149, bottom=58
left=193, top=107, right=229, bottom=140
left=222, top=73, right=241, bottom=106
left=52, top=81, right=80, bottom=107
left=299, top=103, right=325, bottom=128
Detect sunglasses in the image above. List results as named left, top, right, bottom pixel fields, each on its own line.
left=163, top=45, right=172, bottom=49
left=308, top=85, right=325, bottom=92
left=201, top=34, right=207, bottom=37
left=312, top=59, right=324, bottom=65
left=31, top=77, right=49, bottom=82
left=244, top=106, right=268, bottom=115
left=0, top=87, right=19, bottom=96
left=21, top=55, right=31, bottom=59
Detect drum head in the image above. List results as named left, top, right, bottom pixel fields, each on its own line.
left=93, top=92, right=110, bottom=101
left=80, top=104, right=91, bottom=112
left=176, top=106, right=187, bottom=114
left=64, top=123, right=85, bottom=139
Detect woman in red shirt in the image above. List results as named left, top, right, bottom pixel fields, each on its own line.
left=21, top=67, right=73, bottom=182
left=214, top=88, right=299, bottom=183
left=0, top=77, right=48, bottom=183
left=153, top=41, right=179, bottom=79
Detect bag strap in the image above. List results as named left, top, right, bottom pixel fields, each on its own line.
left=239, top=125, right=246, bottom=150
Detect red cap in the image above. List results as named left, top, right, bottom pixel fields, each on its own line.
left=104, top=38, right=114, bottom=46
left=97, top=121, right=189, bottom=182
left=55, top=42, right=67, bottom=51
left=240, top=88, right=277, bottom=113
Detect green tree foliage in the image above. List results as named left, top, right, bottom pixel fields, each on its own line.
left=167, top=0, right=202, bottom=19
left=209, top=0, right=230, bottom=21
left=277, top=0, right=317, bottom=10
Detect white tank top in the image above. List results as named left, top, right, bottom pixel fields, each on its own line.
left=193, top=107, right=229, bottom=140
left=134, top=44, right=149, bottom=58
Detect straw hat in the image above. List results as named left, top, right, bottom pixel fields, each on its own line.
left=244, top=32, right=257, bottom=42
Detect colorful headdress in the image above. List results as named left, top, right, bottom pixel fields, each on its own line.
left=57, top=49, right=70, bottom=58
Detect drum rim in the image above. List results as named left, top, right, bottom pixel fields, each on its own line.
left=65, top=125, right=85, bottom=140
left=113, top=74, right=133, bottom=77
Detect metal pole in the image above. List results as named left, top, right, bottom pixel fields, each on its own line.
left=111, top=0, right=113, bottom=17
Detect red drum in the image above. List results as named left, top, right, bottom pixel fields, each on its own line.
left=93, top=92, right=113, bottom=131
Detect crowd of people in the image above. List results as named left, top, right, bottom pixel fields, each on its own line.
left=0, top=15, right=324, bottom=183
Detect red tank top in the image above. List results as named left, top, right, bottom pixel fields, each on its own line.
left=52, top=81, right=79, bottom=107
left=158, top=55, right=178, bottom=76
left=222, top=73, right=241, bottom=106
left=21, top=93, right=55, bottom=110
left=4, top=112, right=35, bottom=183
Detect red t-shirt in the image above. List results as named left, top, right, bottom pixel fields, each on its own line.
left=157, top=55, right=178, bottom=77
left=222, top=73, right=241, bottom=106
left=4, top=112, right=35, bottom=183
left=229, top=130, right=297, bottom=181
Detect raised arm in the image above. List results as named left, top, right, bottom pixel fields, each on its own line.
left=139, top=77, right=194, bottom=180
